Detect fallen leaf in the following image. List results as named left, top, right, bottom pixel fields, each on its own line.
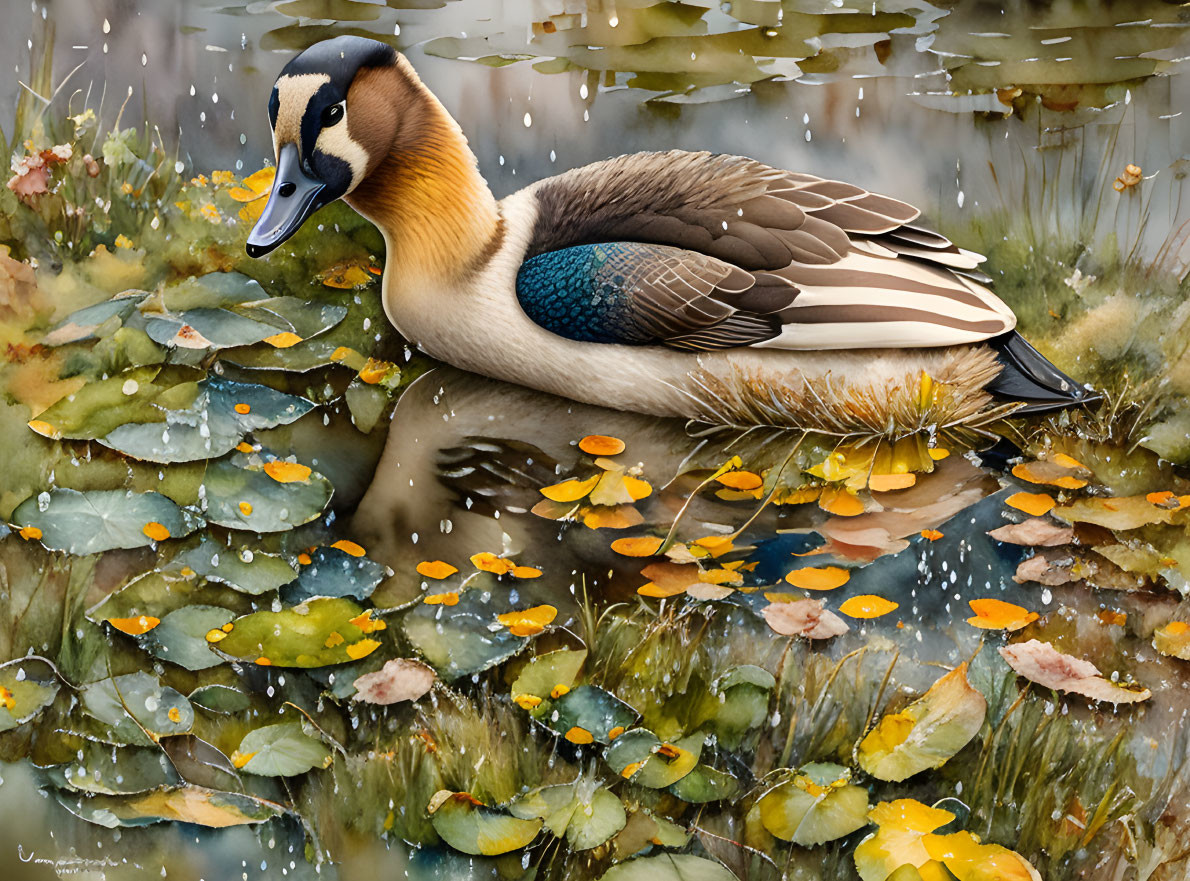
left=716, top=470, right=763, bottom=490
left=610, top=536, right=664, bottom=557
left=966, top=599, right=1039, bottom=631
left=263, top=461, right=312, bottom=484
left=1006, top=492, right=1056, bottom=517
left=785, top=566, right=850, bottom=591
left=353, top=658, right=436, bottom=704
left=988, top=518, right=1074, bottom=547
left=578, top=435, right=625, bottom=456
left=541, top=475, right=600, bottom=503
left=496, top=605, right=558, bottom=637
left=417, top=560, right=458, bottom=579
left=762, top=598, right=849, bottom=639
left=869, top=473, right=916, bottom=492
left=999, top=639, right=1150, bottom=704
left=1153, top=621, right=1190, bottom=660
left=1011, top=460, right=1088, bottom=490
left=839, top=595, right=899, bottom=619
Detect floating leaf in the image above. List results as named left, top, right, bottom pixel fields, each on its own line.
left=101, top=378, right=315, bottom=463
left=762, top=598, right=849, bottom=640
left=201, top=456, right=332, bottom=532
left=999, top=640, right=1150, bottom=704
left=579, top=435, right=625, bottom=456
left=511, top=649, right=588, bottom=703
left=29, top=365, right=199, bottom=441
left=610, top=536, right=664, bottom=557
left=107, top=615, right=160, bottom=636
left=233, top=722, right=331, bottom=776
left=417, top=560, right=459, bottom=579
left=353, top=658, right=436, bottom=704
left=80, top=672, right=194, bottom=747
left=966, top=599, right=1038, bottom=631
left=48, top=744, right=180, bottom=795
left=757, top=763, right=870, bottom=845
left=43, top=292, right=148, bottom=345
left=0, top=657, right=59, bottom=732
left=142, top=605, right=235, bottom=670
left=510, top=782, right=627, bottom=850
left=12, top=489, right=202, bottom=555
left=541, top=475, right=600, bottom=503
left=988, top=518, right=1074, bottom=547
left=856, top=663, right=987, bottom=782
left=164, top=538, right=297, bottom=595
left=923, top=830, right=1042, bottom=881
left=1052, top=495, right=1175, bottom=530
left=404, top=591, right=527, bottom=680
left=1011, top=460, right=1088, bottom=490
left=854, top=799, right=960, bottom=881
left=1005, top=492, right=1056, bottom=517
left=785, top=566, right=850, bottom=591
left=496, top=604, right=558, bottom=637
left=56, top=785, right=285, bottom=829
left=428, top=791, right=542, bottom=856
left=188, top=684, right=251, bottom=714
left=548, top=686, right=638, bottom=745
left=279, top=546, right=389, bottom=603
left=214, top=598, right=383, bottom=668
left=606, top=729, right=702, bottom=788
left=703, top=666, right=774, bottom=749
left=668, top=765, right=741, bottom=803
left=839, top=595, right=900, bottom=619
left=599, top=854, right=738, bottom=881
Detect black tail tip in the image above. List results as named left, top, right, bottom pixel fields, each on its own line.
left=985, top=331, right=1101, bottom=415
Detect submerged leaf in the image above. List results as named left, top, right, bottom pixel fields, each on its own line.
left=510, top=782, right=627, bottom=850
left=201, top=456, right=332, bottom=532
left=599, top=854, right=737, bottom=881
left=762, top=598, right=849, bottom=640
left=999, top=639, right=1150, bottom=704
left=80, top=672, right=194, bottom=746
left=56, top=785, right=284, bottom=829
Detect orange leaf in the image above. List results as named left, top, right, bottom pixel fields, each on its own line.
left=1006, top=492, right=1056, bottom=517
left=819, top=487, right=864, bottom=516
left=142, top=521, right=171, bottom=542
left=264, top=331, right=302, bottom=348
left=869, top=473, right=916, bottom=492
left=966, top=598, right=1039, bottom=631
left=622, top=476, right=653, bottom=501
left=565, top=726, right=594, bottom=745
left=578, top=435, right=625, bottom=456
left=716, top=470, right=763, bottom=491
left=17, top=526, right=42, bottom=541
left=417, top=560, right=458, bottom=579
left=610, top=536, right=664, bottom=557
left=497, top=605, right=557, bottom=637
left=1011, top=461, right=1087, bottom=490
left=234, top=403, right=251, bottom=415
left=358, top=358, right=392, bottom=384
left=424, top=592, right=459, bottom=606
left=263, top=461, right=312, bottom=483
left=785, top=566, right=850, bottom=591
left=332, top=540, right=366, bottom=557
left=839, top=595, right=899, bottom=619
left=108, top=615, right=161, bottom=636
left=471, top=552, right=515, bottom=575
left=920, top=529, right=944, bottom=541
left=512, top=566, right=542, bottom=579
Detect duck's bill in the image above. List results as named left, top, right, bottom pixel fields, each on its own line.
left=245, top=143, right=327, bottom=258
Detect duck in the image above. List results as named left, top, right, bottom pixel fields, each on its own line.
left=246, top=35, right=1097, bottom=431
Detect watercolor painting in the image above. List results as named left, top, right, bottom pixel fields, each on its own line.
left=1, top=2, right=1189, bottom=879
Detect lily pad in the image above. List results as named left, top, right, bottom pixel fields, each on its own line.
left=102, top=377, right=315, bottom=463
left=47, top=744, right=180, bottom=795
left=188, top=684, right=251, bottom=714
left=428, top=791, right=543, bottom=856
left=757, top=763, right=870, bottom=845
left=0, top=657, right=60, bottom=732
left=231, top=296, right=347, bottom=341
left=234, top=721, right=331, bottom=776
left=511, top=648, right=588, bottom=702
left=164, top=537, right=298, bottom=595
left=605, top=729, right=703, bottom=788
left=161, top=272, right=270, bottom=310
left=403, top=590, right=528, bottom=681
left=279, top=546, right=390, bottom=603
left=30, top=365, right=201, bottom=440
left=212, top=597, right=384, bottom=667
left=509, top=782, right=626, bottom=850
left=142, top=605, right=235, bottom=671
left=703, top=664, right=775, bottom=748
left=547, top=685, right=639, bottom=745
left=80, top=672, right=194, bottom=747
left=599, top=854, right=738, bottom=881
left=668, top=765, right=741, bottom=803
left=201, top=455, right=332, bottom=532
left=43, top=291, right=149, bottom=345
left=12, top=489, right=203, bottom=555
left=856, top=662, right=987, bottom=782
left=55, top=785, right=285, bottom=829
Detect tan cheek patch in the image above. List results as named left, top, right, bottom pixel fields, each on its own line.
left=273, top=73, right=331, bottom=154
left=314, top=108, right=370, bottom=192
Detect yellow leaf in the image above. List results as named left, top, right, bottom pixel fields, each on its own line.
left=18, top=526, right=42, bottom=541
left=496, top=605, right=557, bottom=637
left=471, top=552, right=515, bottom=575
left=540, top=475, right=600, bottom=503
left=263, top=461, right=312, bottom=483
left=564, top=726, right=594, bottom=745
left=512, top=566, right=542, bottom=579
left=716, top=470, right=763, bottom=490
left=358, top=357, right=392, bottom=384
left=869, top=473, right=916, bottom=492
left=264, top=331, right=302, bottom=348
left=27, top=419, right=57, bottom=438
left=514, top=693, right=542, bottom=709
left=839, top=595, right=899, bottom=619
left=417, top=560, right=458, bottom=579
left=610, top=536, right=664, bottom=557
left=425, top=592, right=460, bottom=606
left=966, top=598, right=1038, bottom=631
left=1006, top=492, right=1055, bottom=517
left=346, top=639, right=381, bottom=660
left=819, top=487, right=864, bottom=517
left=231, top=750, right=257, bottom=769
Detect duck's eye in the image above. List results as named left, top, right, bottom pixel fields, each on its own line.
left=321, top=103, right=344, bottom=127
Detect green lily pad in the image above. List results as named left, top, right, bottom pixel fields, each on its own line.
left=142, top=605, right=235, bottom=670
left=160, top=272, right=269, bottom=310
left=599, top=854, right=738, bottom=881
left=13, top=489, right=203, bottom=555
left=547, top=686, right=639, bottom=746
left=612, top=809, right=690, bottom=859
left=232, top=296, right=347, bottom=341
left=756, top=763, right=870, bottom=846
left=855, top=663, right=987, bottom=783
left=234, top=721, right=331, bottom=776
left=31, top=365, right=201, bottom=440
left=164, top=537, right=298, bottom=595
left=668, top=765, right=742, bottom=803
left=201, top=455, right=332, bottom=532
left=55, top=785, right=285, bottom=829
left=606, top=729, right=703, bottom=788
left=511, top=648, right=588, bottom=702
left=188, top=684, right=252, bottom=714
left=87, top=570, right=241, bottom=623
left=279, top=546, right=390, bottom=603
left=102, top=377, right=315, bottom=463
left=43, top=292, right=149, bottom=346
left=212, top=597, right=384, bottom=668
left=703, top=664, right=775, bottom=749
left=403, top=590, right=528, bottom=681
left=79, top=672, right=194, bottom=747
left=0, top=657, right=60, bottom=732
left=509, top=782, right=626, bottom=850
left=344, top=380, right=389, bottom=433
left=47, top=744, right=180, bottom=795
left=428, top=790, right=543, bottom=856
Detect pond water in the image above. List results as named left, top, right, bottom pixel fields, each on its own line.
left=1, top=2, right=1190, bottom=880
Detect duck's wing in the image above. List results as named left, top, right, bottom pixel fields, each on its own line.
left=517, top=151, right=1015, bottom=351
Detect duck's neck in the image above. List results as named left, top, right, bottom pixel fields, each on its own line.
left=345, top=68, right=501, bottom=294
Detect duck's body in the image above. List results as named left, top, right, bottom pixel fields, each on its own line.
left=248, top=37, right=1095, bottom=426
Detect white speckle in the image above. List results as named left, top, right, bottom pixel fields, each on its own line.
left=122, top=380, right=139, bottom=395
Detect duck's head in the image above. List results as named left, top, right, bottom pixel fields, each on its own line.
left=246, top=36, right=403, bottom=257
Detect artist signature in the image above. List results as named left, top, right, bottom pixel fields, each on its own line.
left=17, top=845, right=127, bottom=874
